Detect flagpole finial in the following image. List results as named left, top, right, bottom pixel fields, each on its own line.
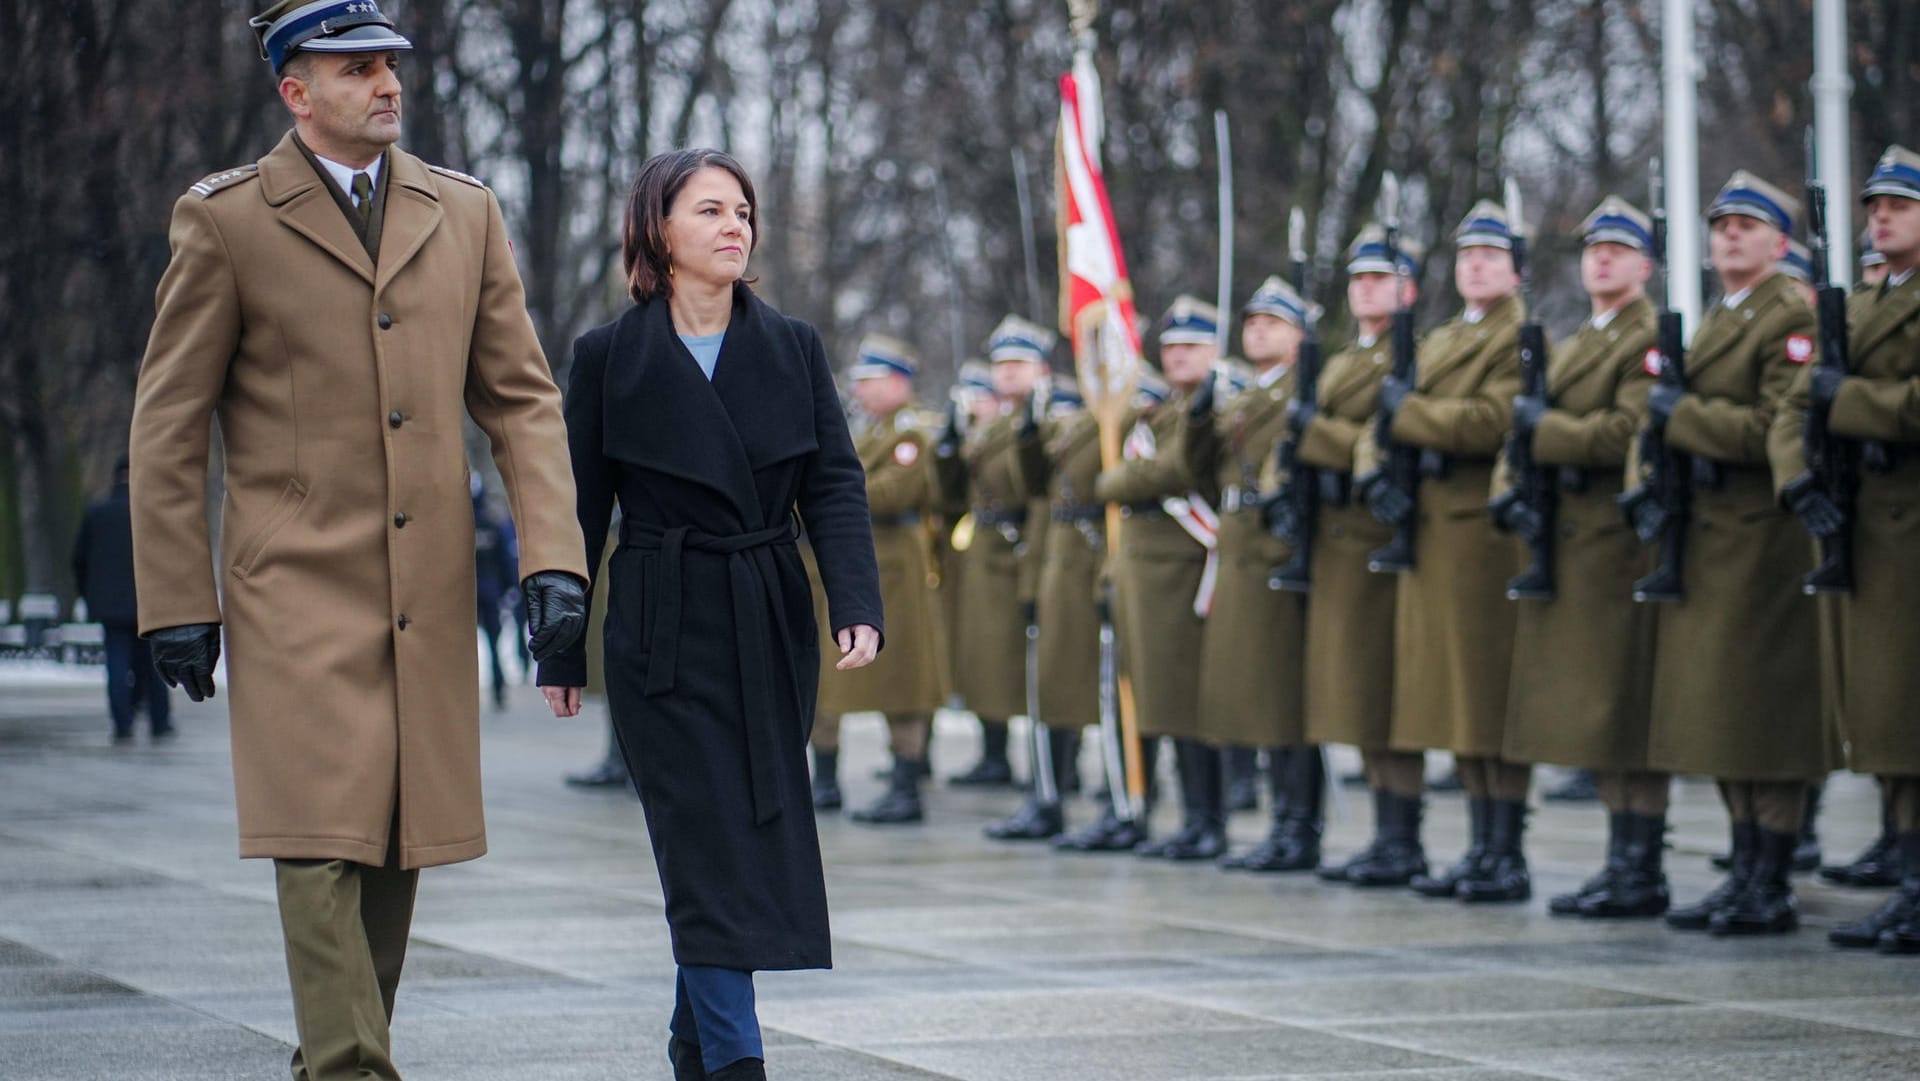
left=1069, top=0, right=1099, bottom=37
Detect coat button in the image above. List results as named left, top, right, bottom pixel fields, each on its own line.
left=388, top=410, right=403, bottom=429
left=378, top=313, right=393, bottom=330
left=394, top=512, right=409, bottom=529
left=397, top=614, right=410, bottom=630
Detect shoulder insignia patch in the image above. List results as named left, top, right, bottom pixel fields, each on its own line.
left=1786, top=334, right=1814, bottom=364
left=188, top=165, right=259, bottom=199
left=894, top=441, right=920, bottom=467
left=427, top=164, right=485, bottom=188
left=1644, top=348, right=1663, bottom=376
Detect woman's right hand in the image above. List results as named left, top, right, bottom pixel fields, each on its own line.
left=542, top=686, right=583, bottom=718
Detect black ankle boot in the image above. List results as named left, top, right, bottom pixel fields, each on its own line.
left=950, top=722, right=1014, bottom=786
left=1055, top=806, right=1149, bottom=852
left=1225, top=746, right=1260, bottom=812
left=1879, top=838, right=1920, bottom=954
left=1552, top=812, right=1629, bottom=915
left=708, top=1057, right=766, bottom=1081
left=1669, top=820, right=1755, bottom=930
left=1579, top=812, right=1670, bottom=918
left=851, top=758, right=924, bottom=824
left=1708, top=827, right=1799, bottom=936
left=1412, top=797, right=1490, bottom=898
left=1137, top=741, right=1226, bottom=860
left=1832, top=832, right=1920, bottom=949
left=810, top=748, right=842, bottom=811
left=1459, top=799, right=1531, bottom=903
left=1224, top=747, right=1322, bottom=872
left=1793, top=781, right=1824, bottom=873
left=984, top=796, right=1064, bottom=841
left=1821, top=801, right=1902, bottom=888
left=667, top=1035, right=706, bottom=1081
left=1342, top=790, right=1429, bottom=887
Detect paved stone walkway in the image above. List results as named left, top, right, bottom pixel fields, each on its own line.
left=3, top=676, right=1918, bottom=1080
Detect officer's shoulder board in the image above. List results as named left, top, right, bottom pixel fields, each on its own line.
left=427, top=164, right=486, bottom=189
left=188, top=165, right=259, bottom=199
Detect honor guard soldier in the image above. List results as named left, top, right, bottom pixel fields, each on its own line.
left=934, top=318, right=1053, bottom=788
left=1308, top=228, right=1431, bottom=887
left=1097, top=297, right=1226, bottom=860
left=128, top=4, right=589, bottom=1078
left=1771, top=146, right=1920, bottom=953
left=935, top=360, right=998, bottom=728
left=1356, top=201, right=1532, bottom=903
left=1495, top=198, right=1668, bottom=918
left=1643, top=171, right=1827, bottom=936
left=1182, top=277, right=1324, bottom=871
left=807, top=335, right=949, bottom=824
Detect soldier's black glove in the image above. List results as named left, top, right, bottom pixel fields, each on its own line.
left=1284, top=398, right=1316, bottom=437
left=150, top=623, right=220, bottom=702
left=1262, top=485, right=1300, bottom=543
left=1378, top=375, right=1412, bottom=418
left=523, top=572, right=588, bottom=663
left=1618, top=484, right=1667, bottom=543
left=1359, top=470, right=1414, bottom=526
left=1021, top=600, right=1038, bottom=626
left=1809, top=367, right=1847, bottom=407
left=1781, top=472, right=1845, bottom=539
left=1489, top=490, right=1546, bottom=542
left=1187, top=372, right=1217, bottom=420
left=1646, top=383, right=1684, bottom=424
left=1511, top=393, right=1547, bottom=434
left=937, top=401, right=963, bottom=458
left=1021, top=392, right=1042, bottom=437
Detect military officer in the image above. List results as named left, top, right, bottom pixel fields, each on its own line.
left=1641, top=171, right=1826, bottom=937
left=807, top=335, right=949, bottom=824
left=1494, top=198, right=1667, bottom=918
left=1097, top=297, right=1225, bottom=860
left=1770, top=146, right=1920, bottom=953
left=128, top=5, right=588, bottom=1078
left=1181, top=278, right=1322, bottom=871
left=1357, top=202, right=1530, bottom=903
left=934, top=318, right=1053, bottom=788
left=1306, top=228, right=1431, bottom=888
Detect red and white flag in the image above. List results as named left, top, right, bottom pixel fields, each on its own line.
left=1056, top=54, right=1143, bottom=402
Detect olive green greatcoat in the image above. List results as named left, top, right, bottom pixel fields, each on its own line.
left=1182, top=371, right=1308, bottom=748
left=812, top=408, right=948, bottom=716
left=938, top=411, right=1047, bottom=720
left=1768, top=272, right=1920, bottom=776
left=1095, top=399, right=1207, bottom=740
left=1297, top=336, right=1399, bottom=750
left=1018, top=410, right=1107, bottom=730
left=1498, top=297, right=1660, bottom=770
left=1356, top=293, right=1526, bottom=757
left=1643, top=272, right=1825, bottom=780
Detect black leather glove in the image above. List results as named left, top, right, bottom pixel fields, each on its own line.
left=1781, top=472, right=1845, bottom=539
left=1378, top=375, right=1412, bottom=418
left=1187, top=372, right=1217, bottom=420
left=1511, top=393, right=1547, bottom=434
left=1261, top=486, right=1300, bottom=542
left=1360, top=471, right=1414, bottom=526
left=1618, top=484, right=1668, bottom=543
left=1810, top=367, right=1847, bottom=407
left=1489, top=491, right=1546, bottom=542
left=151, top=623, right=220, bottom=702
left=1646, top=382, right=1684, bottom=424
left=1284, top=398, right=1316, bottom=437
left=523, top=572, right=588, bottom=663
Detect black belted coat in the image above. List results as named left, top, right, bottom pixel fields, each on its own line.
left=539, top=290, right=881, bottom=971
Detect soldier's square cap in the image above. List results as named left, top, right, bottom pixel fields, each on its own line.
left=1135, top=369, right=1171, bottom=404
left=1779, top=239, right=1814, bottom=284
left=252, top=0, right=413, bottom=74
left=1861, top=145, right=1920, bottom=203
left=1454, top=200, right=1516, bottom=250
left=1047, top=376, right=1085, bottom=414
left=1159, top=295, right=1221, bottom=345
left=986, top=314, right=1056, bottom=364
left=849, top=333, right=919, bottom=381
left=1346, top=223, right=1422, bottom=277
left=1242, top=275, right=1316, bottom=327
left=955, top=359, right=994, bottom=396
left=1580, top=196, right=1653, bottom=252
left=1708, top=170, right=1799, bottom=234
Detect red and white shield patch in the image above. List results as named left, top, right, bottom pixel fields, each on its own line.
left=893, top=441, right=920, bottom=466
left=1786, top=334, right=1814, bottom=364
left=1644, top=348, right=1663, bottom=376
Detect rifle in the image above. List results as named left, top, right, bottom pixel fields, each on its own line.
left=1268, top=207, right=1321, bottom=592
left=1800, top=127, right=1859, bottom=595
left=1618, top=158, right=1691, bottom=603
left=1490, top=178, right=1558, bottom=600
left=1367, top=173, right=1422, bottom=573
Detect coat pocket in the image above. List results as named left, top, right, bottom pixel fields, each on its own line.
left=230, top=478, right=308, bottom=578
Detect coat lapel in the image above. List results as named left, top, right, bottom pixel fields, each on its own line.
left=374, top=151, right=445, bottom=294
left=1550, top=299, right=1650, bottom=397
left=1687, top=275, right=1789, bottom=380
left=1420, top=294, right=1519, bottom=390
left=1319, top=342, right=1387, bottom=412
left=259, top=132, right=374, bottom=285
left=1850, top=274, right=1920, bottom=358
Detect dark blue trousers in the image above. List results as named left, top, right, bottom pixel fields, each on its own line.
left=104, top=625, right=171, bottom=737
left=670, top=965, right=761, bottom=1073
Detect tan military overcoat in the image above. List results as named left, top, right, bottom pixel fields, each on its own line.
left=129, top=133, right=585, bottom=868
left=938, top=411, right=1046, bottom=720
left=1020, top=410, right=1107, bottom=731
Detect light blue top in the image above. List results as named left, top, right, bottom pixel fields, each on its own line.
left=679, top=331, right=726, bottom=381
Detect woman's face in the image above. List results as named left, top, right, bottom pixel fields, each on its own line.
left=664, top=167, right=753, bottom=287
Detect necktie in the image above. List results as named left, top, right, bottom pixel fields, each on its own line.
left=351, top=172, right=373, bottom=227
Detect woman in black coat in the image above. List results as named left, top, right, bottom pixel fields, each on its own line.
left=539, top=148, right=882, bottom=1081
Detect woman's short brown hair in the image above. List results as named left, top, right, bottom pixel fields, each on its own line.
left=622, top=148, right=759, bottom=304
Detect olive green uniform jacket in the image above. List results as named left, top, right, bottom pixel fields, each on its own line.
left=812, top=408, right=948, bottom=716
left=1358, top=294, right=1526, bottom=757
left=1769, top=272, right=1920, bottom=776
left=1183, top=371, right=1308, bottom=748
left=1019, top=410, right=1107, bottom=731
left=1644, top=272, right=1826, bottom=780
left=1095, top=399, right=1207, bottom=740
left=1297, top=336, right=1398, bottom=751
left=1499, top=298, right=1659, bottom=771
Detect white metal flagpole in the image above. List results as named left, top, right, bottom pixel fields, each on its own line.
left=1812, top=0, right=1854, bottom=288
left=1662, top=0, right=1702, bottom=336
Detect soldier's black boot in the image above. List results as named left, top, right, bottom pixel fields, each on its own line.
left=1340, top=790, right=1429, bottom=887
left=949, top=721, right=1015, bottom=786
left=1411, top=797, right=1491, bottom=898
left=1222, top=748, right=1291, bottom=871
left=1224, top=748, right=1323, bottom=872
left=667, top=1035, right=706, bottom=1081
left=984, top=796, right=1064, bottom=841
left=1831, top=885, right=1918, bottom=949
left=1137, top=741, right=1227, bottom=861
left=1552, top=812, right=1629, bottom=915
left=1822, top=801, right=1900, bottom=888
left=1459, top=799, right=1532, bottom=903
left=1710, top=827, right=1799, bottom=936
left=1058, top=742, right=1155, bottom=853
left=1793, top=781, right=1824, bottom=873
left=1669, top=820, right=1756, bottom=930
left=810, top=748, right=842, bottom=811
left=1579, top=813, right=1671, bottom=918
left=565, top=727, right=630, bottom=787
left=851, top=758, right=925, bottom=825
left=1877, top=835, right=1920, bottom=954
left=1225, top=746, right=1260, bottom=812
